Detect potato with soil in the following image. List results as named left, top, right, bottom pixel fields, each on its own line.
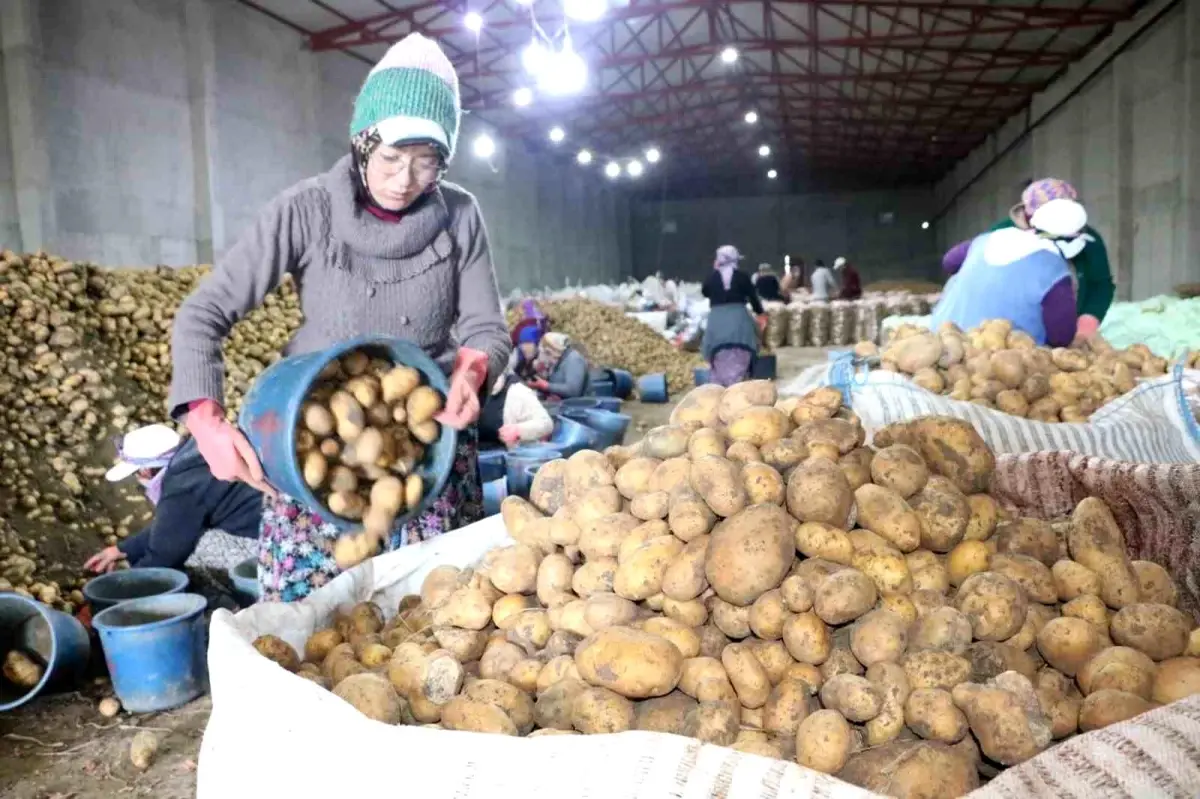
left=910, top=477, right=970, bottom=553
left=670, top=384, right=725, bottom=429
left=905, top=688, right=969, bottom=743
left=683, top=701, right=740, bottom=745
left=909, top=607, right=972, bottom=655
left=908, top=417, right=995, bottom=494
left=782, top=612, right=832, bottom=666
left=529, top=459, right=568, bottom=514
left=839, top=740, right=979, bottom=799
left=689, top=456, right=747, bottom=518
left=718, top=379, right=776, bottom=423
left=741, top=462, right=785, bottom=506
left=820, top=673, right=882, bottom=722
left=1052, top=559, right=1101, bottom=601
left=668, top=488, right=716, bottom=541
left=1110, top=603, right=1193, bottom=661
left=813, top=568, right=877, bottom=625
left=951, top=680, right=1050, bottom=765
left=575, top=626, right=683, bottom=699
left=253, top=635, right=301, bottom=672
left=869, top=445, right=928, bottom=498
left=954, top=571, right=1028, bottom=641
left=794, top=709, right=853, bottom=774
left=902, top=650, right=972, bottom=692
left=794, top=521, right=854, bottom=565
left=1036, top=616, right=1104, bottom=677
left=1078, top=689, right=1156, bottom=731
left=464, top=679, right=536, bottom=734
left=642, top=425, right=692, bottom=460
left=614, top=535, right=683, bottom=601
left=333, top=672, right=404, bottom=724
left=1132, top=560, right=1178, bottom=606
left=849, top=609, right=908, bottom=666
left=786, top=457, right=853, bottom=527
left=704, top=503, right=794, bottom=606
left=1151, top=657, right=1200, bottom=704
left=570, top=686, right=636, bottom=734
left=995, top=517, right=1060, bottom=567
left=1067, top=497, right=1141, bottom=609
left=722, top=642, right=773, bottom=709
left=990, top=553, right=1057, bottom=604
left=633, top=692, right=697, bottom=734
left=854, top=483, right=922, bottom=552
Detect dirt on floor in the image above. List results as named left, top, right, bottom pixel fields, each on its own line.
left=0, top=345, right=836, bottom=799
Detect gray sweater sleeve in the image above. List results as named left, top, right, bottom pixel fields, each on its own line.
left=547, top=349, right=589, bottom=398
left=167, top=189, right=310, bottom=415
left=451, top=198, right=511, bottom=390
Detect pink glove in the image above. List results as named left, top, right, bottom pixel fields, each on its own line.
left=185, top=399, right=275, bottom=496
left=436, top=348, right=489, bottom=430
left=498, top=425, right=521, bottom=446
left=1076, top=314, right=1100, bottom=340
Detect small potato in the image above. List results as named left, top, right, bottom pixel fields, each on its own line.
left=869, top=445, right=929, bottom=498
left=995, top=518, right=1059, bottom=567
left=1132, top=560, right=1178, bottom=606
left=1068, top=497, right=1141, bottom=610
left=687, top=427, right=727, bottom=461
left=909, top=607, right=972, bottom=655
left=763, top=677, right=816, bottom=735
left=1061, top=593, right=1109, bottom=632
left=663, top=597, right=708, bottom=628
left=794, top=522, right=854, bottom=565
left=813, top=569, right=877, bottom=625
left=902, top=650, right=972, bottom=691
left=905, top=688, right=968, bottom=743
left=253, top=635, right=300, bottom=672
left=760, top=437, right=808, bottom=472
left=751, top=639, right=793, bottom=684
left=304, top=629, right=343, bottom=663
left=433, top=628, right=486, bottom=662
left=782, top=612, right=831, bottom=665
left=537, top=655, right=582, bottom=694
left=911, top=477, right=970, bottom=553
left=649, top=457, right=693, bottom=494
left=678, top=657, right=737, bottom=703
left=749, top=588, right=789, bottom=640
left=849, top=610, right=908, bottom=666
left=795, top=710, right=853, bottom=774
left=441, top=695, right=519, bottom=735
left=741, top=462, right=786, bottom=506
left=1052, top=559, right=1101, bottom=601
left=863, top=661, right=910, bottom=746
left=488, top=544, right=541, bottom=595
left=954, top=571, right=1028, bottom=641
left=683, top=701, right=740, bottom=745
left=709, top=597, right=752, bottom=639
left=571, top=686, right=636, bottom=734
left=1151, top=657, right=1200, bottom=704
left=964, top=494, right=998, bottom=541
left=630, top=491, right=669, bottom=521
left=661, top=535, right=710, bottom=602
left=723, top=642, right=773, bottom=709
left=786, top=457, right=853, bottom=528
left=333, top=672, right=403, bottom=724
left=1078, top=689, right=1155, bottom=732
left=991, top=553, right=1057, bottom=605
left=1110, top=603, right=1192, bottom=661
left=634, top=691, right=697, bottom=734
left=820, top=673, right=882, bottom=722
left=779, top=574, right=814, bottom=613
left=536, top=553, right=575, bottom=606
left=668, top=488, right=716, bottom=542
left=946, top=540, right=990, bottom=587
left=572, top=558, right=618, bottom=599
left=820, top=647, right=864, bottom=681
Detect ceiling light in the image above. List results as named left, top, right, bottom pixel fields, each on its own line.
left=549, top=126, right=565, bottom=143
left=577, top=149, right=593, bottom=165
left=522, top=39, right=550, bottom=75
left=514, top=0, right=533, bottom=5
left=513, top=87, right=533, bottom=107
left=472, top=134, right=496, bottom=159
left=605, top=162, right=621, bottom=179
left=758, top=144, right=770, bottom=157
left=564, top=0, right=607, bottom=22
left=720, top=47, right=739, bottom=64
left=645, top=147, right=661, bottom=163
left=767, top=169, right=778, bottom=179
left=537, top=41, right=588, bottom=96
left=464, top=12, right=483, bottom=32
left=627, top=160, right=644, bottom=178
left=921, top=221, right=931, bottom=230
left=745, top=110, right=758, bottom=124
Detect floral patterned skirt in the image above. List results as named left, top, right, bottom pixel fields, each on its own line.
left=258, top=429, right=484, bottom=603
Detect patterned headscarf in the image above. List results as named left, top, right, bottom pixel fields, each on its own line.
left=349, top=125, right=445, bottom=218
left=532, top=332, right=571, bottom=379
left=714, top=245, right=741, bottom=291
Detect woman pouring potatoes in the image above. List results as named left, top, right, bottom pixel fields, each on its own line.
left=167, top=34, right=510, bottom=602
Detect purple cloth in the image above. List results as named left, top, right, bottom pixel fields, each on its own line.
left=716, top=264, right=735, bottom=290
left=943, top=240, right=971, bottom=276
left=142, top=469, right=167, bottom=506
left=1041, top=277, right=1078, bottom=347
left=710, top=347, right=753, bottom=387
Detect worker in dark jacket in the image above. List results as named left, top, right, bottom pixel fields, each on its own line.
left=834, top=257, right=863, bottom=300
left=85, top=424, right=262, bottom=573
left=752, top=263, right=785, bottom=302
left=701, top=245, right=766, bottom=386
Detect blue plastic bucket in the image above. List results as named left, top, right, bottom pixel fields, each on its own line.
left=93, top=593, right=209, bottom=713
left=581, top=408, right=632, bottom=448
left=477, top=449, right=507, bottom=484
left=238, top=336, right=458, bottom=532
left=0, top=594, right=91, bottom=711
left=637, top=373, right=669, bottom=403
left=83, top=567, right=189, bottom=613
left=752, top=354, right=778, bottom=380
left=562, top=398, right=601, bottom=412
left=550, top=415, right=597, bottom=456
left=506, top=445, right=562, bottom=498
left=590, top=379, right=616, bottom=397
left=595, top=397, right=623, bottom=412
left=694, top=367, right=711, bottom=386
left=227, top=559, right=261, bottom=603
left=482, top=478, right=507, bottom=516
left=610, top=369, right=636, bottom=399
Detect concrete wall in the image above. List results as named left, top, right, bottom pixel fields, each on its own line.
left=934, top=0, right=1200, bottom=301
left=0, top=0, right=631, bottom=292
left=630, top=188, right=939, bottom=283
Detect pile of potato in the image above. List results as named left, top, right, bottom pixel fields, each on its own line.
left=251, top=379, right=1199, bottom=797
left=0, top=251, right=301, bottom=607
left=506, top=298, right=702, bottom=394
left=861, top=319, right=1170, bottom=422
left=297, top=348, right=444, bottom=569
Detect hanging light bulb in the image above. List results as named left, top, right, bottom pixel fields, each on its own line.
left=720, top=47, right=739, bottom=64
left=758, top=144, right=770, bottom=157
left=627, top=160, right=644, bottom=178
left=745, top=110, right=759, bottom=124
left=513, top=87, right=533, bottom=107
left=548, top=126, right=565, bottom=143
left=522, top=39, right=550, bottom=75
left=645, top=147, right=661, bottom=164
left=605, top=162, right=621, bottom=179
left=473, top=134, right=496, bottom=159
left=767, top=169, right=778, bottom=179
left=564, top=0, right=607, bottom=22
left=538, top=40, right=588, bottom=96
left=464, top=12, right=483, bottom=32
left=921, top=221, right=930, bottom=230
left=577, top=149, right=593, bottom=165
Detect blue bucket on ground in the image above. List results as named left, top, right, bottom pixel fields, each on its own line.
left=478, top=449, right=507, bottom=484
left=594, top=397, right=623, bottom=412
left=752, top=354, right=778, bottom=380
left=610, top=369, right=636, bottom=399
left=483, top=478, right=507, bottom=516
left=694, top=366, right=711, bottom=386
left=0, top=593, right=91, bottom=711
left=83, top=567, right=189, bottom=613
left=637, top=373, right=669, bottom=403
left=228, top=559, right=261, bottom=603
left=590, top=379, right=616, bottom=397
left=562, top=397, right=601, bottom=412
left=506, top=445, right=562, bottom=498
left=93, top=593, right=209, bottom=713
left=238, top=336, right=457, bottom=533
left=550, top=415, right=597, bottom=456
left=580, top=408, right=632, bottom=448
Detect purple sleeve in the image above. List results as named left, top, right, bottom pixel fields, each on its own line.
left=1041, top=277, right=1078, bottom=347
left=942, top=241, right=971, bottom=276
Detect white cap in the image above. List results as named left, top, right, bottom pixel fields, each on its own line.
left=834, top=257, right=846, bottom=269
left=715, top=245, right=743, bottom=265
left=1029, top=198, right=1087, bottom=238
left=105, top=424, right=182, bottom=482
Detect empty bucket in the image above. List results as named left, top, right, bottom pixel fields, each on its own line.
left=477, top=449, right=507, bottom=484
left=590, top=379, right=616, bottom=397
left=0, top=593, right=91, bottom=711
left=637, top=373, right=669, bottom=403
left=550, top=415, right=597, bottom=456
left=227, top=559, right=261, bottom=603
left=93, top=593, right=209, bottom=713
left=482, top=478, right=507, bottom=517
left=610, top=369, right=636, bottom=399
left=693, top=366, right=711, bottom=386
left=562, top=397, right=601, bottom=412
left=83, top=567, right=189, bottom=613
left=580, top=408, right=632, bottom=448
left=506, top=445, right=563, bottom=498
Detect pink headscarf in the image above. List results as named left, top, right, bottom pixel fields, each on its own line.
left=714, top=245, right=741, bottom=290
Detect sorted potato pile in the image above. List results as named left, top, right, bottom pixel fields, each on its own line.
left=0, top=251, right=300, bottom=609
left=861, top=319, right=1170, bottom=422
left=297, top=348, right=442, bottom=570
left=252, top=379, right=1198, bottom=796
left=507, top=299, right=702, bottom=394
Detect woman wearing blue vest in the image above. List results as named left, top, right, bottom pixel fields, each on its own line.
left=931, top=224, right=1077, bottom=346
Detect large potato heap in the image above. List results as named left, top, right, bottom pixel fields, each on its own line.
left=860, top=319, right=1170, bottom=422
left=252, top=380, right=1200, bottom=797
left=507, top=299, right=702, bottom=394
left=295, top=348, right=443, bottom=569
left=0, top=251, right=300, bottom=609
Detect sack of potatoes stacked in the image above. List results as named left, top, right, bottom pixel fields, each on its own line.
left=858, top=319, right=1170, bottom=423
left=251, top=380, right=1200, bottom=799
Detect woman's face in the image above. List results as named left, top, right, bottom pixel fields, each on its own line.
left=519, top=342, right=538, bottom=360
left=366, top=143, right=442, bottom=211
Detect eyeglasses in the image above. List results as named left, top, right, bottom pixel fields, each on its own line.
left=374, top=150, right=443, bottom=181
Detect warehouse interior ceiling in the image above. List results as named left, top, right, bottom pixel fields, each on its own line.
left=236, top=0, right=1143, bottom=187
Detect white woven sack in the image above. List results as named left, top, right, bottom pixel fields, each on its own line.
left=781, top=363, right=1200, bottom=463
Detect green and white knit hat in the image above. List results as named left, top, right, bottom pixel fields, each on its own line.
left=350, top=33, right=461, bottom=159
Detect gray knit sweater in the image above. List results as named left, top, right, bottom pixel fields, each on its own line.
left=168, top=155, right=511, bottom=415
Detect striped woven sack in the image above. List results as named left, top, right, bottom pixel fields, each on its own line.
left=782, top=360, right=1200, bottom=463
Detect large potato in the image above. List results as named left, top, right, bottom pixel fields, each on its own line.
left=688, top=428, right=727, bottom=461
left=689, top=456, right=747, bottom=518
left=951, top=680, right=1051, bottom=765
left=763, top=677, right=816, bottom=735
left=1132, top=560, right=1178, bottom=606
left=684, top=701, right=740, bottom=745
left=854, top=484, right=921, bottom=552
left=905, top=688, right=968, bottom=743
left=795, top=710, right=853, bottom=774
left=670, top=384, right=725, bottom=428
left=1036, top=617, right=1104, bottom=677
left=678, top=657, right=737, bottom=703
left=839, top=740, right=979, bottom=799
left=704, top=503, right=794, bottom=606
left=333, top=672, right=403, bottom=724
left=661, top=535, right=710, bottom=601
left=954, top=571, right=1028, bottom=641
left=718, top=379, right=776, bottom=423
left=578, top=512, right=640, bottom=560
left=794, top=522, right=854, bottom=565
left=529, top=459, right=568, bottom=514
left=614, top=457, right=661, bottom=500
left=1110, top=603, right=1192, bottom=661
left=786, top=457, right=853, bottom=527
left=571, top=686, right=636, bottom=734
left=910, top=477, right=970, bottom=552
left=820, top=673, right=882, bottom=722
left=634, top=691, right=697, bottom=734
left=869, top=445, right=929, bottom=498
left=614, top=536, right=684, bottom=601
left=760, top=438, right=808, bottom=472
left=995, top=517, right=1060, bottom=567
left=668, top=488, right=716, bottom=541
left=963, top=641, right=1037, bottom=683
left=1052, top=559, right=1101, bottom=601
left=908, top=417, right=994, bottom=494
left=909, top=607, right=973, bottom=655
left=564, top=450, right=616, bottom=501
left=783, top=612, right=831, bottom=665
left=722, top=643, right=772, bottom=709
left=1078, top=689, right=1155, bottom=732
left=1067, top=497, right=1140, bottom=609
left=728, top=406, right=791, bottom=446
left=990, top=553, right=1057, bottom=604
left=741, top=462, right=785, bottom=505
left=575, top=626, right=683, bottom=699
left=1151, top=657, right=1200, bottom=704
left=902, top=649, right=972, bottom=692
left=641, top=425, right=693, bottom=460
left=649, top=457, right=692, bottom=494
left=849, top=609, right=908, bottom=666
left=1077, top=646, right=1157, bottom=698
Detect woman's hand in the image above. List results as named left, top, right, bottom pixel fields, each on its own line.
left=185, top=400, right=276, bottom=497
left=436, top=348, right=489, bottom=430
left=85, top=546, right=125, bottom=574
left=528, top=377, right=550, bottom=392
left=498, top=425, right=521, bottom=446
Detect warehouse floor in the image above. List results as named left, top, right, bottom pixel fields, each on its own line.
left=0, top=345, right=836, bottom=799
